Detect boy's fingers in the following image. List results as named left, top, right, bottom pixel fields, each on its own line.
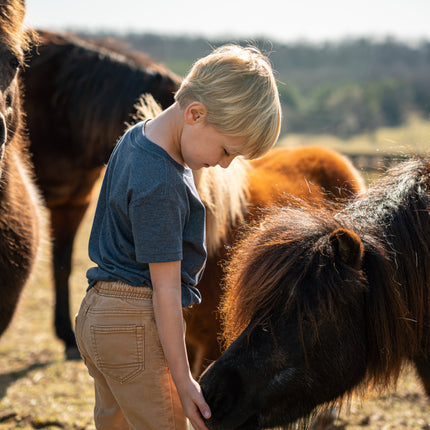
left=191, top=398, right=211, bottom=429
left=202, top=409, right=211, bottom=420
left=199, top=402, right=211, bottom=419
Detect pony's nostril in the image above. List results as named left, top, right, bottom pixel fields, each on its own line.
left=0, top=113, right=6, bottom=147
left=5, top=93, right=12, bottom=108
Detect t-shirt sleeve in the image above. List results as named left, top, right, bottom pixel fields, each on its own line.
left=129, top=183, right=187, bottom=263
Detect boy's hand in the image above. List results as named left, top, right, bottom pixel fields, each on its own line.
left=150, top=261, right=211, bottom=429
left=177, top=377, right=211, bottom=430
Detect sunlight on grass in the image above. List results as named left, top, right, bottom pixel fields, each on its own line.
left=278, top=114, right=430, bottom=156
left=0, top=199, right=97, bottom=429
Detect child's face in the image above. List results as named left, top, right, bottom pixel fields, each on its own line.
left=181, top=122, right=246, bottom=170
left=180, top=103, right=246, bottom=170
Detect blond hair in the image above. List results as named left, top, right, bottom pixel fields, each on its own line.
left=175, top=44, right=282, bottom=159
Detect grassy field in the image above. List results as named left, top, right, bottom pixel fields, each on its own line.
left=278, top=114, right=430, bottom=156
left=0, top=119, right=430, bottom=429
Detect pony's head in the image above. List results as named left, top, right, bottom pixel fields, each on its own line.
left=200, top=206, right=375, bottom=429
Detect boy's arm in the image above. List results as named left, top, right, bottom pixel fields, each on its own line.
left=149, top=261, right=211, bottom=430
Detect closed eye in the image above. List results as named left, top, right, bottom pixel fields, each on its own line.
left=224, top=148, right=230, bottom=156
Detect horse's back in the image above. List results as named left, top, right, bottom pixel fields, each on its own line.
left=248, top=145, right=366, bottom=208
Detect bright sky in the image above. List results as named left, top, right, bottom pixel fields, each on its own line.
left=25, top=0, right=430, bottom=43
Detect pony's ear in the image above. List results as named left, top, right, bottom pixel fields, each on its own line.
left=329, top=228, right=364, bottom=269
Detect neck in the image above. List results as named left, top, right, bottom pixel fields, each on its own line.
left=144, top=102, right=185, bottom=166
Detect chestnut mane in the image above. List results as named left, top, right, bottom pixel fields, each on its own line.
left=221, top=157, right=430, bottom=390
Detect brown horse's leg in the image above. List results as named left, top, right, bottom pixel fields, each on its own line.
left=186, top=334, right=222, bottom=378
left=414, top=356, right=430, bottom=397
left=50, top=203, right=90, bottom=359
left=185, top=307, right=223, bottom=377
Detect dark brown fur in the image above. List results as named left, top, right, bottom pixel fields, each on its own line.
left=0, top=0, right=43, bottom=336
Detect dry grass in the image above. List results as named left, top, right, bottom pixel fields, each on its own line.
left=0, top=203, right=95, bottom=430
left=0, top=137, right=429, bottom=428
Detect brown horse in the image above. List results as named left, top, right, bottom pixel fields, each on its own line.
left=0, top=0, right=44, bottom=337
left=21, top=31, right=182, bottom=357
left=200, top=157, right=430, bottom=430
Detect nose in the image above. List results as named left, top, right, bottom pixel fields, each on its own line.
left=0, top=112, right=6, bottom=147
left=218, top=155, right=236, bottom=169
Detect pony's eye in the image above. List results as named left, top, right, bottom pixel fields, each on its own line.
left=224, top=149, right=230, bottom=157
left=10, top=57, right=19, bottom=69
left=8, top=53, right=21, bottom=70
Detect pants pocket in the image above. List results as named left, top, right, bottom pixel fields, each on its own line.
left=75, top=298, right=91, bottom=363
left=91, top=324, right=145, bottom=384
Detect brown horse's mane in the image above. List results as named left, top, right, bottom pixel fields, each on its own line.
left=132, top=95, right=250, bottom=256
left=0, top=0, right=35, bottom=54
left=221, top=156, right=430, bottom=392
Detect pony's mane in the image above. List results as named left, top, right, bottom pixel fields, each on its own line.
left=132, top=94, right=250, bottom=256
left=193, top=161, right=250, bottom=255
left=220, top=203, right=369, bottom=345
left=130, top=92, right=163, bottom=125
left=0, top=0, right=35, bottom=55
left=221, top=156, right=430, bottom=392
left=344, top=157, right=430, bottom=386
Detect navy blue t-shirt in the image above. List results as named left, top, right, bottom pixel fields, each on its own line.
left=86, top=121, right=207, bottom=307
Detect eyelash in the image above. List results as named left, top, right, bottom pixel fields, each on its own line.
left=224, top=149, right=230, bottom=156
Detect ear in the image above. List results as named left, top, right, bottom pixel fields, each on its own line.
left=184, top=101, right=207, bottom=124
left=329, top=228, right=364, bottom=270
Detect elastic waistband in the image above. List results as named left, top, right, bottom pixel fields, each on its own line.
left=93, top=281, right=152, bottom=300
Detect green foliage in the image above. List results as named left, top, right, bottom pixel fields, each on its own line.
left=79, top=31, right=430, bottom=138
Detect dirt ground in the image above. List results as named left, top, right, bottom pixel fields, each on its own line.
left=0, top=203, right=429, bottom=430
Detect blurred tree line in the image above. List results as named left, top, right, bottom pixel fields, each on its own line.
left=80, top=32, right=430, bottom=137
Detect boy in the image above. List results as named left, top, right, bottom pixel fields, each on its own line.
left=75, top=44, right=281, bottom=430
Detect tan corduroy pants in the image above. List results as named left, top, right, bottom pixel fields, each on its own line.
left=75, top=281, right=188, bottom=430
